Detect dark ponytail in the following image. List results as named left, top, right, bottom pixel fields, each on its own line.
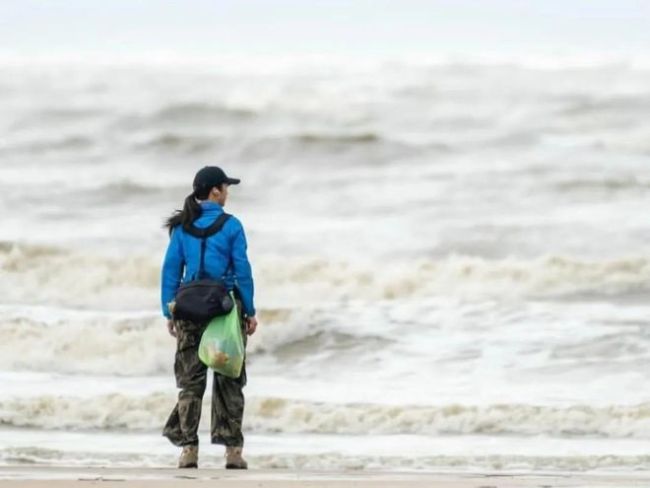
left=165, top=193, right=202, bottom=235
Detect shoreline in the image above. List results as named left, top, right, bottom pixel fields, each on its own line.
left=1, top=466, right=649, bottom=487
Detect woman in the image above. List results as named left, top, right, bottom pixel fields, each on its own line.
left=161, top=166, right=257, bottom=469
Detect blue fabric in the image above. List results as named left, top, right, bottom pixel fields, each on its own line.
left=161, top=201, right=256, bottom=318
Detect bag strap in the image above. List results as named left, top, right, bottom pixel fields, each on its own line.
left=183, top=213, right=231, bottom=280
left=183, top=213, right=231, bottom=239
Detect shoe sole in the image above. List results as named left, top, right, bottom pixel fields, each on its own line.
left=225, top=464, right=247, bottom=470
left=178, top=464, right=198, bottom=469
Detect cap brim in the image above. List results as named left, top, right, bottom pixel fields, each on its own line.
left=226, top=178, right=241, bottom=185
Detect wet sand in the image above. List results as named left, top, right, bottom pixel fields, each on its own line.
left=1, top=466, right=649, bottom=488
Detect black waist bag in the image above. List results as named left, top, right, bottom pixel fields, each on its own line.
left=173, top=213, right=234, bottom=324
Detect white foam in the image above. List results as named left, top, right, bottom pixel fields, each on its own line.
left=4, top=427, right=650, bottom=473
left=3, top=428, right=650, bottom=472
left=2, top=60, right=650, bottom=468
left=1, top=243, right=649, bottom=312
left=1, top=295, right=649, bottom=410
left=3, top=392, right=650, bottom=439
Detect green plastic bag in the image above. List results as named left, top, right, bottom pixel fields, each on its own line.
left=198, top=295, right=244, bottom=378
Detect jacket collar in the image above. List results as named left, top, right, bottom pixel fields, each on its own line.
left=199, top=201, right=224, bottom=213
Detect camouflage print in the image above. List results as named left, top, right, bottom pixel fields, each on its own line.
left=163, top=300, right=247, bottom=448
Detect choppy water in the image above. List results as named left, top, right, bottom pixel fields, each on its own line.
left=1, top=58, right=650, bottom=472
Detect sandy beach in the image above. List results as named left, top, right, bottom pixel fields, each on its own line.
left=1, top=466, right=650, bottom=488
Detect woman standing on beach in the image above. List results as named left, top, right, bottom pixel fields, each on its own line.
left=160, top=166, right=257, bottom=469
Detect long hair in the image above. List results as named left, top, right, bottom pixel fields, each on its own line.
left=164, top=186, right=219, bottom=235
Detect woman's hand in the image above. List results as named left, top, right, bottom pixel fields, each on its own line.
left=246, top=316, right=258, bottom=336
left=167, top=319, right=177, bottom=338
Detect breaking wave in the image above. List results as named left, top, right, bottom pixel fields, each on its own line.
left=3, top=393, right=650, bottom=439
left=0, top=314, right=172, bottom=376
left=0, top=242, right=159, bottom=310
left=0, top=135, right=96, bottom=156
left=294, top=132, right=381, bottom=145
left=132, top=133, right=220, bottom=154
left=129, top=131, right=395, bottom=156
left=0, top=303, right=379, bottom=375
left=149, top=102, right=258, bottom=123
left=1, top=242, right=649, bottom=310
left=2, top=446, right=650, bottom=472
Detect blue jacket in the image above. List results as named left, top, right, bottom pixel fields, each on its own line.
left=161, top=201, right=256, bottom=319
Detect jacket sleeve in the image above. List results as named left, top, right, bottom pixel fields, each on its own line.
left=161, top=227, right=185, bottom=318
left=231, top=220, right=256, bottom=316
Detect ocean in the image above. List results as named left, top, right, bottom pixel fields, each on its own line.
left=1, top=57, right=650, bottom=472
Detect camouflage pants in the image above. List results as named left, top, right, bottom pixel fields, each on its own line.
left=163, top=303, right=247, bottom=448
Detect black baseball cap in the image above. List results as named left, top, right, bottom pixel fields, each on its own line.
left=192, top=166, right=240, bottom=193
